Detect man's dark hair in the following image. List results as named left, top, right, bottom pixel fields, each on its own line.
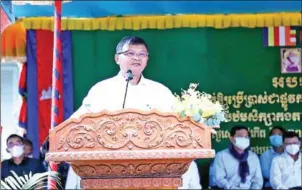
left=6, top=134, right=24, bottom=144
left=116, top=36, right=148, bottom=53
left=230, top=125, right=249, bottom=137
left=269, top=126, right=286, bottom=136
left=283, top=131, right=301, bottom=142
left=23, top=138, right=33, bottom=148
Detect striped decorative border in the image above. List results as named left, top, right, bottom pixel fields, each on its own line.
left=20, top=12, right=301, bottom=31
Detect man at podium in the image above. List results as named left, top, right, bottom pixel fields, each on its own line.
left=71, top=36, right=175, bottom=118
left=66, top=36, right=202, bottom=189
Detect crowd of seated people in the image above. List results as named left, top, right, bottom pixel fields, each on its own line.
left=209, top=125, right=301, bottom=190
left=1, top=124, right=301, bottom=190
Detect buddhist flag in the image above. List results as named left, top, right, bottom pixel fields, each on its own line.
left=263, top=26, right=296, bottom=47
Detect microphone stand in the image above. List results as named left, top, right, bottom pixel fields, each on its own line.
left=122, top=70, right=133, bottom=109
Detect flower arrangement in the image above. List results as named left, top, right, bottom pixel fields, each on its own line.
left=1, top=171, right=61, bottom=190
left=173, top=83, right=227, bottom=130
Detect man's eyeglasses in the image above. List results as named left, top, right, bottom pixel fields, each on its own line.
left=7, top=142, right=23, bottom=149
left=284, top=142, right=300, bottom=146
left=117, top=51, right=149, bottom=59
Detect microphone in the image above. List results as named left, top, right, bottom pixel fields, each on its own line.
left=122, top=69, right=133, bottom=108
left=125, top=69, right=134, bottom=81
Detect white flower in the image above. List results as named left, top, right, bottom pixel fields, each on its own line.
left=172, top=83, right=228, bottom=128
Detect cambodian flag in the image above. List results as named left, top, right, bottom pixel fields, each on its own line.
left=22, top=30, right=74, bottom=158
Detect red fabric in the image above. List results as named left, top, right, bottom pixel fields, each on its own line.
left=52, top=0, right=64, bottom=127
left=19, top=98, right=27, bottom=129
left=19, top=63, right=27, bottom=94
left=36, top=30, right=55, bottom=146
left=18, top=63, right=27, bottom=128
left=273, top=27, right=279, bottom=46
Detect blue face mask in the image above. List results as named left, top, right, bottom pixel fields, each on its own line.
left=269, top=135, right=283, bottom=147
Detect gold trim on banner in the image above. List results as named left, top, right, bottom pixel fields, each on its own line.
left=19, top=13, right=301, bottom=31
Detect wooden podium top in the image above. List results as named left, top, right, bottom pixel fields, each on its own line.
left=47, top=109, right=214, bottom=162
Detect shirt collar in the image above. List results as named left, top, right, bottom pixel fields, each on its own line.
left=116, top=71, right=147, bottom=86
left=9, top=156, right=28, bottom=166
left=284, top=151, right=301, bottom=162
left=270, top=147, right=282, bottom=155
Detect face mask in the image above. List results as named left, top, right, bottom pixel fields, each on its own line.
left=9, top=145, right=24, bottom=158
left=234, top=137, right=250, bottom=150
left=286, top=144, right=300, bottom=155
left=27, top=154, right=33, bottom=158
left=269, top=135, right=283, bottom=147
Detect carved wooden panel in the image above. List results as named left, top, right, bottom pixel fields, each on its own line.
left=81, top=178, right=182, bottom=189
left=49, top=109, right=212, bottom=152
left=72, top=160, right=190, bottom=178
left=47, top=109, right=215, bottom=189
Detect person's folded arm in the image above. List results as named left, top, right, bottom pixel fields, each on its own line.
left=270, top=157, right=287, bottom=189
left=251, top=155, right=264, bottom=189
left=213, top=153, right=238, bottom=189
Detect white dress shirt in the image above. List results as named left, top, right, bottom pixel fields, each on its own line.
left=260, top=148, right=283, bottom=187
left=67, top=73, right=176, bottom=189
left=179, top=161, right=202, bottom=189
left=71, top=73, right=175, bottom=118
left=270, top=152, right=301, bottom=189
left=65, top=167, right=81, bottom=189
left=213, top=148, right=263, bottom=189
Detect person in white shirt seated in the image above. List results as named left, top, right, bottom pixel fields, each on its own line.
left=213, top=125, right=263, bottom=189
left=260, top=126, right=286, bottom=189
left=270, top=131, right=301, bottom=189
left=71, top=36, right=175, bottom=119
left=179, top=160, right=202, bottom=189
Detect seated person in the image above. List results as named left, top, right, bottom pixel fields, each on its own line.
left=213, top=125, right=263, bottom=189
left=270, top=131, right=301, bottom=189
left=40, top=136, right=49, bottom=171
left=23, top=138, right=33, bottom=158
left=260, top=126, right=286, bottom=188
left=179, top=160, right=202, bottom=189
left=209, top=159, right=218, bottom=188
left=1, top=134, right=45, bottom=180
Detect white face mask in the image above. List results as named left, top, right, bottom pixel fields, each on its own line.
left=286, top=144, right=300, bottom=155
left=234, top=137, right=250, bottom=150
left=10, top=145, right=24, bottom=158
left=27, top=154, right=33, bottom=158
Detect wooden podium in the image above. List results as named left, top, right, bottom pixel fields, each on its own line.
left=46, top=109, right=215, bottom=189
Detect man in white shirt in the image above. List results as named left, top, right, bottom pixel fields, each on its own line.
left=179, top=161, right=202, bottom=189
left=66, top=36, right=186, bottom=189
left=71, top=36, right=175, bottom=119
left=213, top=125, right=263, bottom=189
left=270, top=131, right=301, bottom=189
left=260, top=126, right=286, bottom=188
